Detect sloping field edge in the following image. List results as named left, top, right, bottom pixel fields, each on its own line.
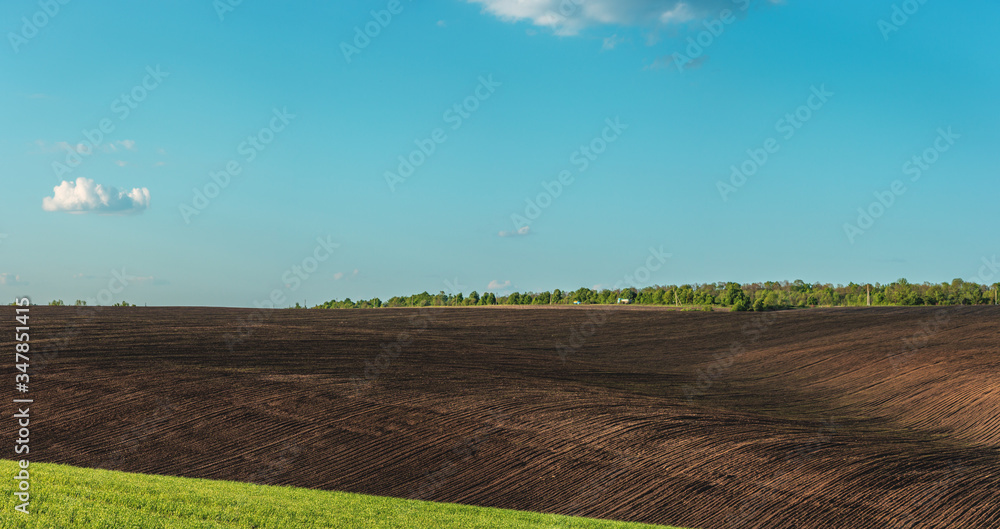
left=0, top=460, right=689, bottom=529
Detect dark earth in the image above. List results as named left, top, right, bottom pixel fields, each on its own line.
left=4, top=305, right=999, bottom=528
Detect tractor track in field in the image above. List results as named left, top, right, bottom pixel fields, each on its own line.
left=4, top=306, right=999, bottom=528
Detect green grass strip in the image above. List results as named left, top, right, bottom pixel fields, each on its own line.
left=0, top=460, right=685, bottom=528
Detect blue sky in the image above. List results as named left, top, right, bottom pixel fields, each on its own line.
left=2, top=0, right=998, bottom=307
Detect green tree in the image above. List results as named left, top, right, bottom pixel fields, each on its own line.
left=720, top=282, right=747, bottom=307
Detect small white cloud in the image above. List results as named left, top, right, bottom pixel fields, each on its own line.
left=115, top=160, right=128, bottom=167
left=0, top=273, right=28, bottom=286
left=43, top=177, right=151, bottom=214
left=118, top=140, right=136, bottom=151
left=499, top=226, right=530, bottom=237
left=487, top=279, right=512, bottom=290
left=437, top=20, right=447, bottom=27
left=333, top=272, right=345, bottom=280
left=352, top=269, right=359, bottom=276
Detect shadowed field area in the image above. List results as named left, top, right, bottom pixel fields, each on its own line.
left=5, top=306, right=999, bottom=528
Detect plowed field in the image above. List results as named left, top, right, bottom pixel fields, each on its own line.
left=6, top=306, right=999, bottom=528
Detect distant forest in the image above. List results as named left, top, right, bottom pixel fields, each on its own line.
left=314, top=279, right=1000, bottom=311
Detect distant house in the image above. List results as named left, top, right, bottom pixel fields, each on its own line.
left=573, top=301, right=581, bottom=305
left=617, top=298, right=631, bottom=304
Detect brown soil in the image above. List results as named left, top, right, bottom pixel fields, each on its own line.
left=4, top=306, right=999, bottom=528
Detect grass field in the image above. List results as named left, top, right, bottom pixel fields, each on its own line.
left=0, top=460, right=682, bottom=529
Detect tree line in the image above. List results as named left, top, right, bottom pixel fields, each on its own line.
left=314, top=278, right=1000, bottom=311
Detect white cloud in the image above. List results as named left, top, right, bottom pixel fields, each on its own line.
left=468, top=0, right=778, bottom=35
left=31, top=139, right=137, bottom=155
left=115, top=160, right=128, bottom=167
left=333, top=269, right=358, bottom=281
left=602, top=34, right=626, bottom=50
left=487, top=279, right=512, bottom=290
left=499, top=226, right=530, bottom=237
left=42, top=177, right=151, bottom=214
left=659, top=2, right=695, bottom=23
left=0, top=273, right=28, bottom=286
left=437, top=20, right=447, bottom=27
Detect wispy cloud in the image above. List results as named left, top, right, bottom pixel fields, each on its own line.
left=487, top=279, right=512, bottom=290
left=602, top=34, right=626, bottom=50
left=0, top=273, right=29, bottom=286
left=31, top=139, right=137, bottom=155
left=468, top=0, right=780, bottom=35
left=499, top=226, right=530, bottom=237
left=43, top=177, right=151, bottom=214
left=333, top=270, right=358, bottom=281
